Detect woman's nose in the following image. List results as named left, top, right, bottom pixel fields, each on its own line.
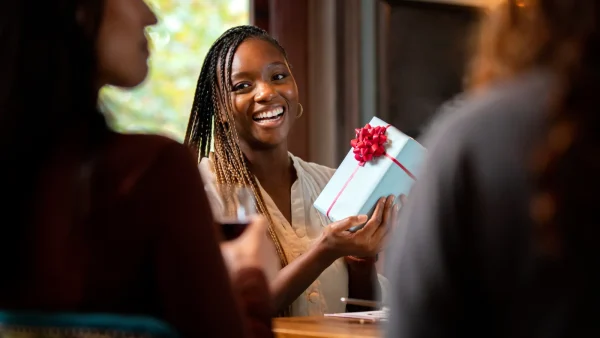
left=255, top=82, right=277, bottom=102
left=144, top=1, right=159, bottom=27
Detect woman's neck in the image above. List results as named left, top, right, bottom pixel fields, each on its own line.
left=240, top=143, right=294, bottom=187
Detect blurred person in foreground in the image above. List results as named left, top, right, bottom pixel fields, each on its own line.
left=0, top=1, right=277, bottom=337
left=387, top=0, right=600, bottom=337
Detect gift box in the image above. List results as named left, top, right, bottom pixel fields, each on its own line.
left=313, top=117, right=426, bottom=223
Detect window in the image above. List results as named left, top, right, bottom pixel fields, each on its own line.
left=100, top=0, right=249, bottom=142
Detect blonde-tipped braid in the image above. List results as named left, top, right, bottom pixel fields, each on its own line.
left=185, top=25, right=293, bottom=317
left=213, top=70, right=289, bottom=270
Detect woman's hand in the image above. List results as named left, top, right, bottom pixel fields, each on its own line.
left=318, top=195, right=398, bottom=259
left=268, top=196, right=401, bottom=312
left=383, top=194, right=407, bottom=248
left=220, top=215, right=279, bottom=283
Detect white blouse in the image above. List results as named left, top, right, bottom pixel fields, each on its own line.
left=200, top=153, right=388, bottom=316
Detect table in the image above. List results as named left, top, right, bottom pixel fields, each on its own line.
left=273, top=316, right=382, bottom=338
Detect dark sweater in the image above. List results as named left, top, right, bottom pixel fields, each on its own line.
left=1, top=133, right=272, bottom=338
left=387, top=69, right=600, bottom=338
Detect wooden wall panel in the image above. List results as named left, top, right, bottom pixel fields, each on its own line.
left=250, top=0, right=270, bottom=31
left=335, top=0, right=362, bottom=164
left=379, top=1, right=480, bottom=138
left=307, top=0, right=338, bottom=167
left=253, top=0, right=310, bottom=161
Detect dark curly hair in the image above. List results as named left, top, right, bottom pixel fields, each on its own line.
left=469, top=0, right=600, bottom=272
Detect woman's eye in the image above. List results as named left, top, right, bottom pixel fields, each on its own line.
left=232, top=83, right=251, bottom=91
left=272, top=73, right=287, bottom=81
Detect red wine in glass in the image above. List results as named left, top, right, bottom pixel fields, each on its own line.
left=206, top=184, right=256, bottom=241
left=220, top=219, right=251, bottom=241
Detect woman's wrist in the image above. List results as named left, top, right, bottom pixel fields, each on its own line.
left=346, top=254, right=378, bottom=264
left=313, top=234, right=342, bottom=266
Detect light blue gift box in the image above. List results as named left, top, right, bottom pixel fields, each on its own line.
left=313, top=117, right=427, bottom=223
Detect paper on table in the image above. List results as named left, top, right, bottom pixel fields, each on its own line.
left=324, top=310, right=388, bottom=322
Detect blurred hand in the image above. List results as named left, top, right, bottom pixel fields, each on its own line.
left=384, top=194, right=407, bottom=248
left=220, top=215, right=278, bottom=283
left=391, top=194, right=407, bottom=229
left=319, top=195, right=398, bottom=258
left=399, top=194, right=408, bottom=207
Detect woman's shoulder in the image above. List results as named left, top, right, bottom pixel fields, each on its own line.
left=103, top=133, right=198, bottom=188
left=108, top=132, right=187, bottom=155
left=290, top=154, right=336, bottom=182
left=199, top=152, right=336, bottom=188
left=290, top=154, right=335, bottom=191
left=109, top=133, right=193, bottom=163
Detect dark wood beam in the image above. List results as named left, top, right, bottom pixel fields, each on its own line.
left=268, top=0, right=310, bottom=160
left=250, top=0, right=270, bottom=31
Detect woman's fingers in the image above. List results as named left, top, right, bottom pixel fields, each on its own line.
left=330, top=215, right=369, bottom=232
left=373, top=195, right=396, bottom=240
left=360, top=197, right=387, bottom=236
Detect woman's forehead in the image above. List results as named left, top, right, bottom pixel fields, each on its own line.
left=231, top=39, right=286, bottom=72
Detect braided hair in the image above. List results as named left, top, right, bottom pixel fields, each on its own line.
left=185, top=25, right=293, bottom=313
left=469, top=0, right=600, bottom=279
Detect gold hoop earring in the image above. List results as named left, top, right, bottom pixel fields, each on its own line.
left=296, top=103, right=304, bottom=118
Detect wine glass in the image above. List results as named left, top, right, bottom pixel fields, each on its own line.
left=206, top=184, right=257, bottom=241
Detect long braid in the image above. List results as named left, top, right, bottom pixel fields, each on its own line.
left=185, top=25, right=292, bottom=316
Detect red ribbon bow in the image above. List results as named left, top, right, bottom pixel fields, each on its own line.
left=350, top=124, right=389, bottom=166
left=326, top=122, right=416, bottom=220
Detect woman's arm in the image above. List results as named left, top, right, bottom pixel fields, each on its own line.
left=271, top=195, right=395, bottom=313
left=232, top=268, right=274, bottom=338
left=132, top=141, right=272, bottom=338
left=201, top=158, right=394, bottom=314
left=343, top=193, right=397, bottom=312
left=200, top=164, right=339, bottom=314
left=345, top=257, right=381, bottom=312
left=269, top=218, right=361, bottom=313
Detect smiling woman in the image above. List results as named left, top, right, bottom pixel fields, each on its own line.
left=100, top=0, right=249, bottom=141
left=186, top=25, right=397, bottom=318
left=229, top=39, right=300, bottom=149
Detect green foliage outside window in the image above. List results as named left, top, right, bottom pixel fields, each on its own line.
left=100, top=0, right=248, bottom=142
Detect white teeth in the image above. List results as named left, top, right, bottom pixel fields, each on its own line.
left=254, top=107, right=284, bottom=120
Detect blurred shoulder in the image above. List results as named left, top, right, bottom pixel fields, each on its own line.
left=420, top=68, right=554, bottom=151
left=107, top=133, right=193, bottom=163
left=102, top=133, right=198, bottom=186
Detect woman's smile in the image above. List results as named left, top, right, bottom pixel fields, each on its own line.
left=252, top=105, right=286, bottom=128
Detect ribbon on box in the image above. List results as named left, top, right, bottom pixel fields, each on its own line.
left=325, top=123, right=416, bottom=220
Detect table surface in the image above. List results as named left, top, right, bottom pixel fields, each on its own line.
left=273, top=316, right=382, bottom=338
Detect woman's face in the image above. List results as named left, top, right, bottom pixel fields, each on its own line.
left=95, top=0, right=157, bottom=88
left=228, top=38, right=299, bottom=150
